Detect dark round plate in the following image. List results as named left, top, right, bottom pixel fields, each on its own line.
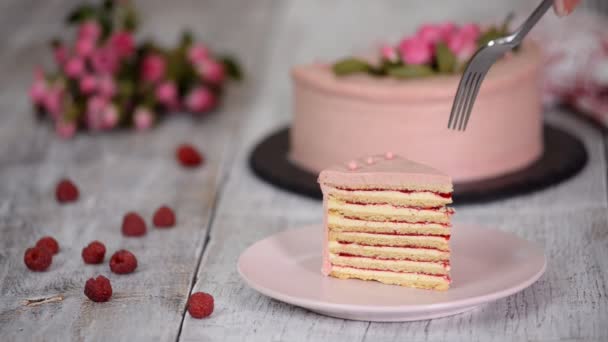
left=249, top=124, right=587, bottom=204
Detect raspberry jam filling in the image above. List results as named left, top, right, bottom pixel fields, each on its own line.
left=343, top=200, right=444, bottom=210
left=341, top=231, right=450, bottom=239
left=335, top=187, right=452, bottom=199
left=337, top=265, right=451, bottom=281
left=336, top=241, right=449, bottom=252
left=341, top=215, right=452, bottom=227
left=337, top=253, right=450, bottom=267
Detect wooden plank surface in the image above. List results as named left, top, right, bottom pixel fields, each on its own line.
left=0, top=1, right=606, bottom=341
left=0, top=0, right=278, bottom=341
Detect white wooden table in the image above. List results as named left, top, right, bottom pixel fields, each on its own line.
left=0, top=1, right=606, bottom=341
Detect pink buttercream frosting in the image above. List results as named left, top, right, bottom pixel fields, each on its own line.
left=290, top=42, right=543, bottom=182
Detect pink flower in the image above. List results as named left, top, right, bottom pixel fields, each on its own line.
left=78, top=21, right=101, bottom=42
left=43, top=86, right=64, bottom=119
left=155, top=81, right=178, bottom=107
left=417, top=24, right=443, bottom=44
left=140, top=53, right=166, bottom=83
left=398, top=37, right=433, bottom=65
left=55, top=120, right=76, bottom=139
left=196, top=59, right=225, bottom=84
left=64, top=57, right=85, bottom=78
left=185, top=87, right=216, bottom=113
left=447, top=31, right=478, bottom=62
left=53, top=44, right=68, bottom=66
left=29, top=78, right=47, bottom=105
left=134, top=107, right=154, bottom=130
left=86, top=96, right=106, bottom=131
left=459, top=23, right=481, bottom=41
left=101, top=104, right=119, bottom=129
left=75, top=38, right=95, bottom=57
left=110, top=31, right=135, bottom=59
left=380, top=44, right=399, bottom=62
left=79, top=74, right=97, bottom=95
left=97, top=75, right=116, bottom=99
left=438, top=22, right=457, bottom=41
left=91, top=46, right=120, bottom=75
left=188, top=44, right=210, bottom=64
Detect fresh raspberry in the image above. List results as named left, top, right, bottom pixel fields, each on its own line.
left=24, top=247, right=53, bottom=271
left=176, top=144, right=204, bottom=168
left=35, top=236, right=59, bottom=255
left=153, top=205, right=176, bottom=228
left=55, top=179, right=79, bottom=203
left=82, top=241, right=106, bottom=264
left=187, top=292, right=214, bottom=319
left=84, top=275, right=112, bottom=302
left=109, top=250, right=138, bottom=274
left=121, top=212, right=147, bottom=237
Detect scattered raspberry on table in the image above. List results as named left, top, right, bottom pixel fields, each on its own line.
left=121, top=212, right=147, bottom=237
left=35, top=236, right=59, bottom=255
left=153, top=205, right=176, bottom=228
left=176, top=144, right=204, bottom=168
left=55, top=179, right=79, bottom=203
left=109, top=250, right=138, bottom=274
left=24, top=247, right=53, bottom=271
left=82, top=241, right=106, bottom=264
left=84, top=275, right=113, bottom=302
left=187, top=292, right=214, bottom=319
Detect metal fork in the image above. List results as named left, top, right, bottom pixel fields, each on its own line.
left=447, top=0, right=553, bottom=131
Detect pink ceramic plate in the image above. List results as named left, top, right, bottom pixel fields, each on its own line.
left=238, top=224, right=546, bottom=322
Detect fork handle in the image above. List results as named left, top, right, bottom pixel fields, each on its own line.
left=511, top=0, right=553, bottom=43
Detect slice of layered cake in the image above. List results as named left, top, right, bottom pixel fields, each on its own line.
left=318, top=153, right=453, bottom=291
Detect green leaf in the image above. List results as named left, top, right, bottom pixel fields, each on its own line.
left=220, top=56, right=243, bottom=81
left=65, top=5, right=97, bottom=25
left=180, top=31, right=194, bottom=48
left=386, top=65, right=434, bottom=79
left=102, top=0, right=115, bottom=11
left=123, top=8, right=138, bottom=31
left=332, top=58, right=372, bottom=76
left=436, top=42, right=456, bottom=73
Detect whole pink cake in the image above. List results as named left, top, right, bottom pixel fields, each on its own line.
left=290, top=42, right=544, bottom=183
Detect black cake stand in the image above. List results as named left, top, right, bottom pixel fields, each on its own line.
left=249, top=124, right=587, bottom=204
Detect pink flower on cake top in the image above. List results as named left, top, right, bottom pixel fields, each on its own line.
left=333, top=20, right=512, bottom=78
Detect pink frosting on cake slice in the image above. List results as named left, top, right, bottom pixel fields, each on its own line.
left=318, top=154, right=452, bottom=190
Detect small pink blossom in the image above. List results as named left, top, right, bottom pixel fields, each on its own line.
left=140, top=53, right=166, bottom=83
left=380, top=44, right=399, bottom=62
left=43, top=86, right=64, bottom=119
left=417, top=24, right=443, bottom=44
left=101, top=104, right=119, bottom=129
left=196, top=59, right=225, bottom=84
left=97, top=75, right=116, bottom=99
left=79, top=74, right=97, bottom=95
left=134, top=107, right=154, bottom=131
left=55, top=120, right=76, bottom=139
left=29, top=78, right=47, bottom=105
left=155, top=81, right=178, bottom=107
left=64, top=57, right=85, bottom=78
left=459, top=23, right=481, bottom=41
left=188, top=44, right=210, bottom=64
left=185, top=87, right=216, bottom=113
left=91, top=46, right=120, bottom=74
left=110, top=31, right=135, bottom=59
left=78, top=21, right=101, bottom=42
left=398, top=37, right=433, bottom=65
left=75, top=38, right=95, bottom=57
left=86, top=96, right=106, bottom=131
left=447, top=31, right=478, bottom=62
left=53, top=44, right=68, bottom=66
left=438, top=22, right=458, bottom=41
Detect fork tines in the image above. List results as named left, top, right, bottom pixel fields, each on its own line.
left=447, top=71, right=485, bottom=131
